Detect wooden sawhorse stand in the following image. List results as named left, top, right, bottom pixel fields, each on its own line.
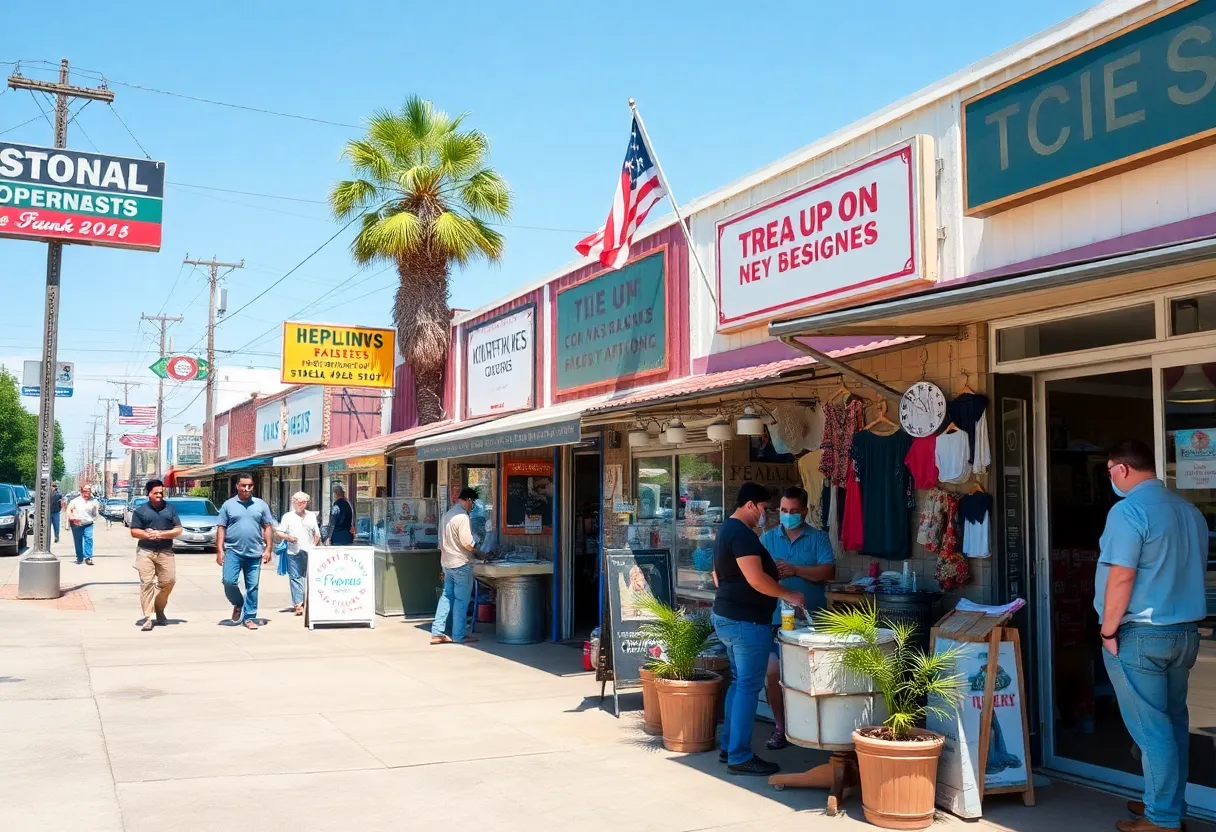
left=769, top=749, right=859, bottom=816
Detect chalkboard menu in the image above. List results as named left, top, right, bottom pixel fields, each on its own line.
left=503, top=459, right=553, bottom=534
left=601, top=548, right=675, bottom=688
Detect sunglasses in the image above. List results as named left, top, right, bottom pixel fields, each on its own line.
left=1106, top=463, right=1128, bottom=479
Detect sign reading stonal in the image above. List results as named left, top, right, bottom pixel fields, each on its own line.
left=280, top=321, right=395, bottom=389
left=465, top=305, right=535, bottom=419
left=0, top=142, right=165, bottom=251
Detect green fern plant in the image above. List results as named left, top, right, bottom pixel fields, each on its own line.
left=814, top=601, right=964, bottom=741
left=635, top=594, right=715, bottom=681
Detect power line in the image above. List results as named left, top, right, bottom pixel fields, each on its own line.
left=106, top=102, right=152, bottom=158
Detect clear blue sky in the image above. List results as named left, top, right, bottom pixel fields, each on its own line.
left=2, top=0, right=1094, bottom=462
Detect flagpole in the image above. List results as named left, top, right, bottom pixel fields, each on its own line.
left=628, top=98, right=717, bottom=304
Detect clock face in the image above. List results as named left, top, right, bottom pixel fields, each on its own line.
left=899, top=381, right=947, bottom=438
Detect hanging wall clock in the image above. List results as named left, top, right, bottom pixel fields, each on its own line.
left=899, top=380, right=947, bottom=437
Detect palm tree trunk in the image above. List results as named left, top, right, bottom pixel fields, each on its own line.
left=414, top=365, right=445, bottom=425
left=394, top=260, right=450, bottom=426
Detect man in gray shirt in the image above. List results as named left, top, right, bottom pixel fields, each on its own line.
left=216, top=474, right=275, bottom=630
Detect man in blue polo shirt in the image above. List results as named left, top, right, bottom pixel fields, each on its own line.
left=1097, top=440, right=1207, bottom=832
left=759, top=485, right=835, bottom=750
left=216, top=474, right=276, bottom=630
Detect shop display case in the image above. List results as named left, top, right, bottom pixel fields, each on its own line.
left=371, top=498, right=440, bottom=550
left=675, top=520, right=720, bottom=595
left=604, top=519, right=674, bottom=553
left=369, top=497, right=443, bottom=617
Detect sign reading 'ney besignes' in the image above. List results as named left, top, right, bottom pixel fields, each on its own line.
left=465, top=305, right=535, bottom=419
left=0, top=141, right=165, bottom=251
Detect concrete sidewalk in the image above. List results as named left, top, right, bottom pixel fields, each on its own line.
left=0, top=523, right=1210, bottom=832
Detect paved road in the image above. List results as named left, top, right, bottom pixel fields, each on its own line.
left=0, top=522, right=1210, bottom=831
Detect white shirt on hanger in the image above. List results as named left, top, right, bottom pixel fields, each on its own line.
left=935, top=430, right=971, bottom=484
left=971, top=412, right=992, bottom=475
left=962, top=511, right=991, bottom=557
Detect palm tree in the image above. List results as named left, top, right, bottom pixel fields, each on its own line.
left=330, top=96, right=511, bottom=424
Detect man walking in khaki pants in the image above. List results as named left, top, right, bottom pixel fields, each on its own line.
left=129, top=479, right=183, bottom=632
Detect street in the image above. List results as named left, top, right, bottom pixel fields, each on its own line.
left=0, top=523, right=1204, bottom=832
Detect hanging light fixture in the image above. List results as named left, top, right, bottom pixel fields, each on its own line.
left=627, top=422, right=650, bottom=446
left=707, top=418, right=733, bottom=443
left=1168, top=364, right=1216, bottom=403
left=736, top=405, right=764, bottom=436
left=665, top=417, right=688, bottom=444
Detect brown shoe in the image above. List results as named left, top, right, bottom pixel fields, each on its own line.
left=1129, top=802, right=1145, bottom=817
left=1116, top=817, right=1182, bottom=831
left=243, top=619, right=258, bottom=631
left=85, top=558, right=94, bottom=565
left=430, top=635, right=453, bottom=645
left=231, top=605, right=241, bottom=623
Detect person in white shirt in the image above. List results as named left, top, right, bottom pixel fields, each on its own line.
left=274, top=492, right=321, bottom=615
left=66, top=484, right=101, bottom=565
left=431, top=487, right=485, bottom=645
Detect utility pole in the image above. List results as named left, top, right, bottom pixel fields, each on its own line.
left=98, top=398, right=119, bottom=499
left=111, top=379, right=143, bottom=499
left=183, top=256, right=242, bottom=463
left=9, top=59, right=114, bottom=599
left=140, top=313, right=182, bottom=473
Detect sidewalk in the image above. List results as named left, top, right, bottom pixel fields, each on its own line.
left=1, top=523, right=1210, bottom=832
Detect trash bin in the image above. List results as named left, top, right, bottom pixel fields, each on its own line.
left=495, top=575, right=544, bottom=644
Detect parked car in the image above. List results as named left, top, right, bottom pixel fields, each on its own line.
left=167, top=497, right=221, bottom=552
left=123, top=496, right=148, bottom=528
left=102, top=499, right=127, bottom=522
left=12, top=485, right=34, bottom=537
left=0, top=484, right=25, bottom=554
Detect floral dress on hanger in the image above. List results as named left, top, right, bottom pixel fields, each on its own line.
left=819, top=397, right=865, bottom=488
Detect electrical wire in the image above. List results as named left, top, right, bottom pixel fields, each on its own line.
left=0, top=115, right=41, bottom=135
left=106, top=102, right=152, bottom=158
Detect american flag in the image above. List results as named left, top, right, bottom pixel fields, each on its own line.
left=118, top=404, right=156, bottom=425
left=576, top=117, right=667, bottom=270
left=119, top=434, right=159, bottom=449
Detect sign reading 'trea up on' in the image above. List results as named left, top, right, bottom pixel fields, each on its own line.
left=964, top=0, right=1216, bottom=216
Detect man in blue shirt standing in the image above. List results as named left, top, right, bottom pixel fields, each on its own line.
left=1097, top=440, right=1207, bottom=832
left=759, top=486, right=835, bottom=750
left=216, top=474, right=276, bottom=630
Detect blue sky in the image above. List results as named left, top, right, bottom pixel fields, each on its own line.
left=2, top=0, right=1094, bottom=463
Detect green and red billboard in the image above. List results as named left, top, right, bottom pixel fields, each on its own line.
left=0, top=141, right=165, bottom=251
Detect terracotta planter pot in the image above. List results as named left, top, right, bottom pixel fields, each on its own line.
left=852, top=727, right=945, bottom=830
left=655, top=672, right=722, bottom=753
left=694, top=655, right=731, bottom=725
left=639, top=668, right=662, bottom=736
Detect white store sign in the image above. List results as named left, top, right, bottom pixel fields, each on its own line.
left=255, top=387, right=325, bottom=453
left=255, top=399, right=284, bottom=454
left=217, top=424, right=229, bottom=459
left=306, top=545, right=376, bottom=629
left=465, top=305, right=535, bottom=419
left=715, top=136, right=936, bottom=331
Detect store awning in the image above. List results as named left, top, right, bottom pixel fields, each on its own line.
left=414, top=397, right=612, bottom=461
left=215, top=453, right=277, bottom=473
left=272, top=449, right=321, bottom=468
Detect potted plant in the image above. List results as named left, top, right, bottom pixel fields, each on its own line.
left=637, top=594, right=722, bottom=753
left=814, top=603, right=963, bottom=830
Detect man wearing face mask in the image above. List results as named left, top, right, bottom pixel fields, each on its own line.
left=758, top=486, right=835, bottom=750
left=712, top=482, right=805, bottom=776
left=1097, top=440, right=1207, bottom=832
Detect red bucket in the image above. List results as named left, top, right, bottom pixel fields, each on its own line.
left=582, top=641, right=594, bottom=672
left=476, top=602, right=495, bottom=623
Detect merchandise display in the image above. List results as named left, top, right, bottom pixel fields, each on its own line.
left=959, top=491, right=993, bottom=558
left=905, top=435, right=939, bottom=490
left=935, top=429, right=971, bottom=484
left=849, top=428, right=914, bottom=560
left=819, top=397, right=865, bottom=487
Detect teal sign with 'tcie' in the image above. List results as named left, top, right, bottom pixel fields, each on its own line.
left=555, top=250, right=667, bottom=393
left=964, top=0, right=1216, bottom=215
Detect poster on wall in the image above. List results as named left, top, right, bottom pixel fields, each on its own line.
left=306, top=546, right=376, bottom=629
left=555, top=250, right=667, bottom=394
left=465, top=305, right=535, bottom=419
left=1175, top=429, right=1216, bottom=489
left=503, top=459, right=554, bottom=534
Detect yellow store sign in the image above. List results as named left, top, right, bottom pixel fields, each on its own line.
left=281, top=321, right=395, bottom=389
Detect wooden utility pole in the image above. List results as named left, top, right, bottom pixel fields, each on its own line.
left=98, top=397, right=119, bottom=499
left=8, top=59, right=114, bottom=597
left=141, top=313, right=182, bottom=472
left=183, top=257, right=242, bottom=462
left=110, top=379, right=143, bottom=497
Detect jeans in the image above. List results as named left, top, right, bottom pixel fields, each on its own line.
left=1102, top=621, right=1200, bottom=828
left=712, top=613, right=774, bottom=765
left=50, top=512, right=60, bottom=543
left=286, top=551, right=308, bottom=606
left=222, top=551, right=263, bottom=623
left=71, top=523, right=93, bottom=562
left=432, top=564, right=475, bottom=642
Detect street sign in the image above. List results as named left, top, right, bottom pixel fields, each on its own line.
left=21, top=359, right=73, bottom=397
left=150, top=355, right=209, bottom=381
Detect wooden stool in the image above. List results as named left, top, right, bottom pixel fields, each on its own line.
left=769, top=750, right=860, bottom=816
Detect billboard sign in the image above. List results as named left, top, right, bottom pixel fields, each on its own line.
left=0, top=141, right=165, bottom=251
left=175, top=434, right=203, bottom=466
left=21, top=359, right=73, bottom=397
left=280, top=321, right=395, bottom=389
left=464, top=305, right=535, bottom=419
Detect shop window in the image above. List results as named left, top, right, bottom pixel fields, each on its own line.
left=997, top=304, right=1155, bottom=362
left=634, top=456, right=673, bottom=520
left=1169, top=292, right=1216, bottom=336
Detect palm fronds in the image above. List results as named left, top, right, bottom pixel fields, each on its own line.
left=813, top=600, right=963, bottom=741
left=635, top=593, right=714, bottom=681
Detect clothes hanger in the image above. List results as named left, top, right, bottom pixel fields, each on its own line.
left=828, top=377, right=850, bottom=404
left=863, top=399, right=899, bottom=433
left=960, top=369, right=975, bottom=395
left=969, top=479, right=985, bottom=494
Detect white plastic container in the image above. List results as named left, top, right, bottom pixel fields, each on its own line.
left=777, top=627, right=894, bottom=751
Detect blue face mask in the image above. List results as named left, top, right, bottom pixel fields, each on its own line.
left=1111, top=480, right=1127, bottom=498
left=780, top=511, right=803, bottom=530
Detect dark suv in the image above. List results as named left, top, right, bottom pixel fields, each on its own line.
left=0, top=484, right=25, bottom=554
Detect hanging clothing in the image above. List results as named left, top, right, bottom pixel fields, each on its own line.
left=934, top=492, right=970, bottom=590
left=826, top=486, right=844, bottom=558
left=972, top=411, right=992, bottom=475
left=850, top=429, right=914, bottom=560
left=905, top=436, right=939, bottom=490
left=819, top=398, right=866, bottom=488
left=841, top=462, right=864, bottom=552
left=917, top=488, right=950, bottom=552
left=947, top=393, right=990, bottom=469
left=798, top=450, right=826, bottom=529
left=805, top=405, right=826, bottom=451
left=959, top=492, right=993, bottom=557
left=935, top=429, right=971, bottom=484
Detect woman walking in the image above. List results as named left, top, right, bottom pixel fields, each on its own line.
left=275, top=492, right=321, bottom=615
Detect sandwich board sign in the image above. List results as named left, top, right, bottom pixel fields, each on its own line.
left=306, top=546, right=376, bottom=629
left=597, top=547, right=676, bottom=717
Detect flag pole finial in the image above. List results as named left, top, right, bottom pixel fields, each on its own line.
left=628, top=97, right=636, bottom=107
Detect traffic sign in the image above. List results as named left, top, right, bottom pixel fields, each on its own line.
left=150, top=355, right=209, bottom=381
left=21, top=360, right=73, bottom=397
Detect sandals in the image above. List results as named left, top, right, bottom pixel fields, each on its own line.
left=141, top=619, right=155, bottom=632
left=430, top=635, right=454, bottom=645
left=294, top=605, right=304, bottom=616
left=243, top=620, right=258, bottom=630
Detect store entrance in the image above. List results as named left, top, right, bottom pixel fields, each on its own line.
left=1045, top=367, right=1153, bottom=782
left=572, top=452, right=601, bottom=638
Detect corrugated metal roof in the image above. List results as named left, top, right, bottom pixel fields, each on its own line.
left=306, top=416, right=502, bottom=464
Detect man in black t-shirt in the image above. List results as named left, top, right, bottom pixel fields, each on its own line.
left=129, top=480, right=183, bottom=631
left=712, top=482, right=805, bottom=777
